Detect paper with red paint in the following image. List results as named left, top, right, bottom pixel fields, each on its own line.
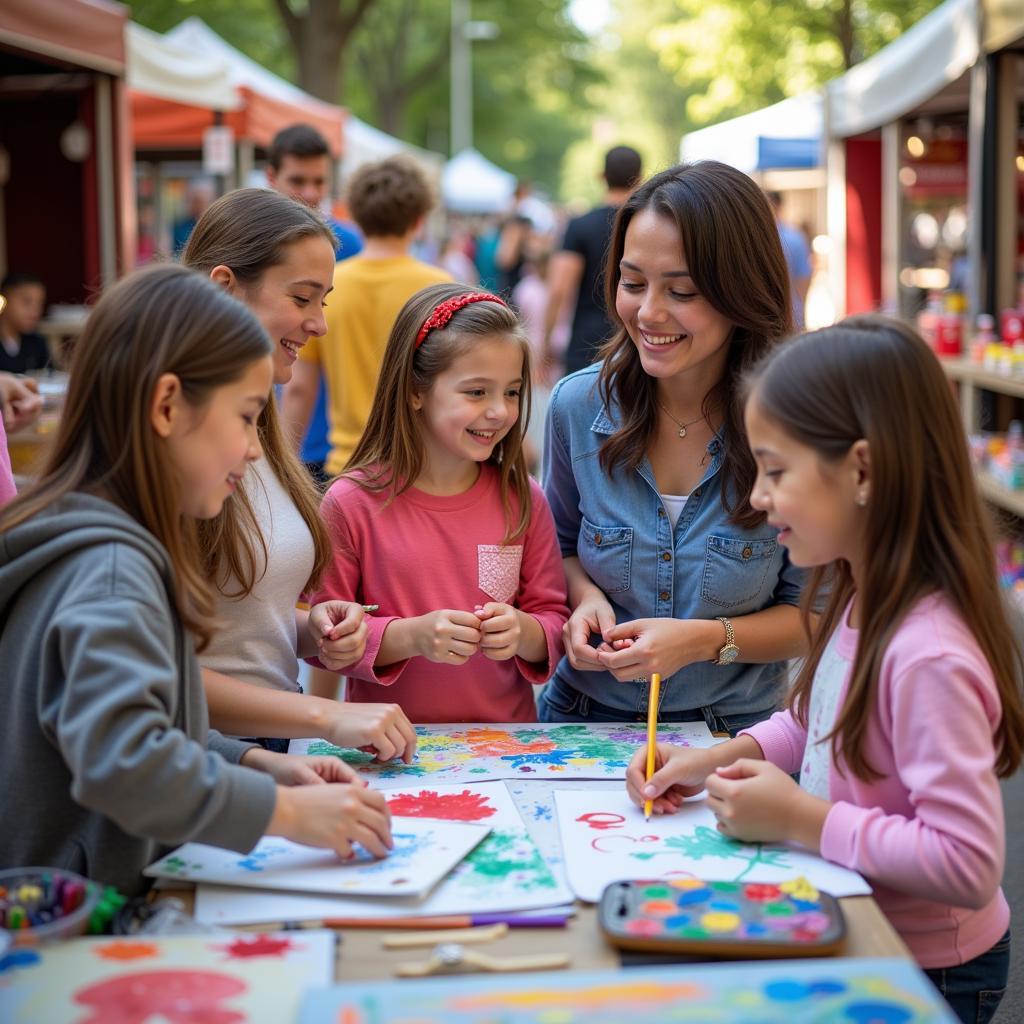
left=194, top=782, right=573, bottom=925
left=554, top=790, right=870, bottom=902
left=289, top=721, right=719, bottom=788
left=0, top=931, right=334, bottom=1024
left=146, top=817, right=489, bottom=897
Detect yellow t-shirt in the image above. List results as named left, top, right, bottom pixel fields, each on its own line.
left=300, top=255, right=451, bottom=475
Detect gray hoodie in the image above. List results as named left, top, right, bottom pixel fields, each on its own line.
left=0, top=493, right=277, bottom=895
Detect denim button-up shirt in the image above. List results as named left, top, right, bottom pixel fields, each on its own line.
left=542, top=365, right=806, bottom=718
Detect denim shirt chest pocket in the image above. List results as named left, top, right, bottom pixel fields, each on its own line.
left=579, top=516, right=633, bottom=594
left=702, top=534, right=778, bottom=609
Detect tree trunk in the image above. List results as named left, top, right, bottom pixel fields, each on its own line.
left=834, top=0, right=857, bottom=69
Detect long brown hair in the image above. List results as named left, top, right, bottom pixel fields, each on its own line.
left=598, top=161, right=792, bottom=527
left=747, top=315, right=1024, bottom=779
left=344, top=282, right=533, bottom=543
left=182, top=187, right=335, bottom=597
left=0, top=265, right=273, bottom=650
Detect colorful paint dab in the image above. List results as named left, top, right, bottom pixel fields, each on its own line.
left=298, top=959, right=956, bottom=1023
left=290, top=722, right=718, bottom=788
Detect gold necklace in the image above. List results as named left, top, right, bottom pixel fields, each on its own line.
left=657, top=401, right=705, bottom=438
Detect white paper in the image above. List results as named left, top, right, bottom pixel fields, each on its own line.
left=195, top=782, right=573, bottom=925
left=146, top=818, right=488, bottom=897
left=554, top=789, right=871, bottom=902
left=289, top=721, right=718, bottom=788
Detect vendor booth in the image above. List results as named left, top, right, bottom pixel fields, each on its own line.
left=824, top=0, right=978, bottom=317
left=0, top=0, right=132, bottom=300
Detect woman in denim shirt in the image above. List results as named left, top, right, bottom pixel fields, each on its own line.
left=540, top=161, right=808, bottom=734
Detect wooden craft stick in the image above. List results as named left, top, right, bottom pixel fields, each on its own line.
left=382, top=923, right=507, bottom=948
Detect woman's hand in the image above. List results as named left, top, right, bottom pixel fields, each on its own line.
left=625, top=743, right=719, bottom=815
left=308, top=600, right=368, bottom=671
left=563, top=594, right=616, bottom=672
left=595, top=618, right=719, bottom=681
left=705, top=759, right=827, bottom=849
left=241, top=747, right=362, bottom=786
left=324, top=702, right=418, bottom=764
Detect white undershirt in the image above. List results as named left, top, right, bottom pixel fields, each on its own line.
left=660, top=492, right=690, bottom=529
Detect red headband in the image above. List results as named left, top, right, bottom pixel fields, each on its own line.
left=415, top=292, right=508, bottom=348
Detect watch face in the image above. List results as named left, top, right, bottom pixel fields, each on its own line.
left=718, top=644, right=740, bottom=665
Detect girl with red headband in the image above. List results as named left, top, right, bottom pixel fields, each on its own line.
left=309, top=282, right=570, bottom=722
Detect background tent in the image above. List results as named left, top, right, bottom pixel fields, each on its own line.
left=442, top=148, right=516, bottom=214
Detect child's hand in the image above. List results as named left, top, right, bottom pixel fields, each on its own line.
left=625, top=743, right=718, bottom=815
left=412, top=609, right=482, bottom=665
left=564, top=595, right=616, bottom=672
left=270, top=783, right=392, bottom=859
left=324, top=702, right=418, bottom=764
left=705, top=759, right=812, bottom=844
left=475, top=602, right=521, bottom=661
left=242, top=748, right=362, bottom=786
left=309, top=600, right=368, bottom=671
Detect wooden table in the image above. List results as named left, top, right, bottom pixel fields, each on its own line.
left=175, top=890, right=910, bottom=981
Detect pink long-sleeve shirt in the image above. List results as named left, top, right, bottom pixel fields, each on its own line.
left=742, top=593, right=1009, bottom=969
left=0, top=417, right=16, bottom=508
left=313, top=465, right=569, bottom=723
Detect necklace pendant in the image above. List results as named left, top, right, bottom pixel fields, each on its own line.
left=678, top=426, right=687, bottom=438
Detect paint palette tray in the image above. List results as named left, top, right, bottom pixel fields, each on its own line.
left=598, top=877, right=845, bottom=958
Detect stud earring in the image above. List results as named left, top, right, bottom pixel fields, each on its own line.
left=856, top=493, right=868, bottom=508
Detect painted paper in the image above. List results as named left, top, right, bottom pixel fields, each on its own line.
left=289, top=721, right=718, bottom=788
left=555, top=790, right=871, bottom=902
left=298, top=959, right=955, bottom=1023
left=146, top=817, right=489, bottom=897
left=194, top=782, right=573, bottom=925
left=0, top=930, right=334, bottom=1024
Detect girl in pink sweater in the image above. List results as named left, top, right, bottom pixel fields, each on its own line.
left=627, top=316, right=1024, bottom=1023
left=312, top=283, right=569, bottom=723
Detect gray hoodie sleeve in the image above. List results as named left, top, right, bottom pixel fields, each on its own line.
left=51, top=591, right=276, bottom=853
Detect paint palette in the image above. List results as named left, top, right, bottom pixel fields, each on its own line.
left=598, top=877, right=845, bottom=958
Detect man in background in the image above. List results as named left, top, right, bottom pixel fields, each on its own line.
left=267, top=124, right=363, bottom=481
left=542, top=145, right=642, bottom=378
left=281, top=155, right=450, bottom=480
left=767, top=190, right=812, bottom=329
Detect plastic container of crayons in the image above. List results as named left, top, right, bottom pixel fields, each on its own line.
left=0, top=867, right=100, bottom=947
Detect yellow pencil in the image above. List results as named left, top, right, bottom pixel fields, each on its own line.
left=643, top=673, right=661, bottom=821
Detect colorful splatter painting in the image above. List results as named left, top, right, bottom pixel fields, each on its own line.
left=289, top=722, right=718, bottom=788
left=145, top=817, right=489, bottom=898
left=298, top=958, right=956, bottom=1023
left=555, top=790, right=871, bottom=902
left=194, top=783, right=573, bottom=926
left=0, top=931, right=334, bottom=1024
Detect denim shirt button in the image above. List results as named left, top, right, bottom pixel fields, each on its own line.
left=594, top=533, right=602, bottom=545
left=742, top=546, right=753, bottom=559
left=659, top=590, right=669, bottom=601
left=657, top=507, right=665, bottom=516
left=695, top=487, right=702, bottom=497
left=662, top=551, right=671, bottom=562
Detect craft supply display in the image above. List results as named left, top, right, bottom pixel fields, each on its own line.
left=289, top=722, right=718, bottom=787
left=298, top=958, right=956, bottom=1023
left=554, top=790, right=871, bottom=902
left=146, top=818, right=490, bottom=898
left=0, top=931, right=335, bottom=1024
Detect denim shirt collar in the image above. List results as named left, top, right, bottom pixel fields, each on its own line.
left=589, top=406, right=726, bottom=489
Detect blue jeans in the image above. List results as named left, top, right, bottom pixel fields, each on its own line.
left=924, top=929, right=1010, bottom=1024
left=537, top=676, right=774, bottom=737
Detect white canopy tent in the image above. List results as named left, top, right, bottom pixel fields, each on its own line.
left=826, top=0, right=978, bottom=138
left=680, top=92, right=823, bottom=173
left=126, top=22, right=239, bottom=111
left=342, top=115, right=444, bottom=182
left=442, top=148, right=516, bottom=214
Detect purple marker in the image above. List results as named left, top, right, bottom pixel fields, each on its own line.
left=470, top=913, right=570, bottom=928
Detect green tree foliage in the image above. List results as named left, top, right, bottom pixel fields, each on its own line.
left=648, top=0, right=945, bottom=128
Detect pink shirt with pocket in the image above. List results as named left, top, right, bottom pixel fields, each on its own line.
left=313, top=464, right=569, bottom=722
left=742, top=593, right=1010, bottom=968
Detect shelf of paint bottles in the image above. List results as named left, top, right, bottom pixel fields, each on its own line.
left=969, top=425, right=1024, bottom=518
left=996, top=538, right=1024, bottom=611
left=940, top=309, right=1024, bottom=396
